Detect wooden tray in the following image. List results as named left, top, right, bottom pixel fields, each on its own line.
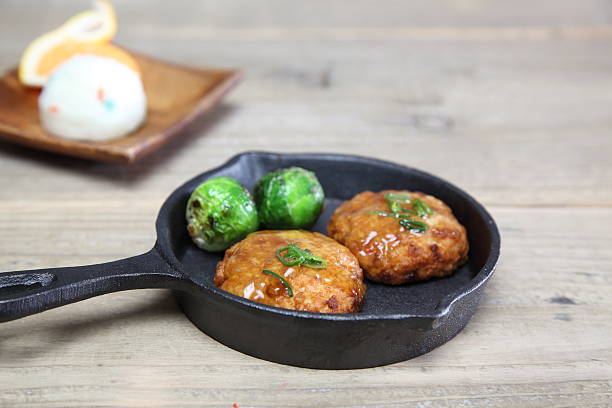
left=0, top=53, right=242, bottom=163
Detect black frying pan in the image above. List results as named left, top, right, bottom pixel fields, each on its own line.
left=0, top=152, right=500, bottom=369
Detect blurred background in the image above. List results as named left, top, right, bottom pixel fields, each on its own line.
left=1, top=0, right=610, bottom=264
left=1, top=1, right=611, bottom=407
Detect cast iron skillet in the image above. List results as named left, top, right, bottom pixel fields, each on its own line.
left=0, top=152, right=500, bottom=369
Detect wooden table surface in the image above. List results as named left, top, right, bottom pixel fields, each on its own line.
left=1, top=1, right=611, bottom=407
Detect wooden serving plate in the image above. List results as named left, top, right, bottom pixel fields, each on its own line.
left=0, top=53, right=242, bottom=163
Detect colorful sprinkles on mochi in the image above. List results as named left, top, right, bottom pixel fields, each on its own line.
left=97, top=87, right=115, bottom=111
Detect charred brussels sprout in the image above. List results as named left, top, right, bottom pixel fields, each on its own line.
left=186, top=177, right=259, bottom=251
left=254, top=167, right=324, bottom=229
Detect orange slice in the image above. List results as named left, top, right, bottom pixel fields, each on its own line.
left=62, top=0, right=117, bottom=43
left=19, top=0, right=122, bottom=86
left=36, top=41, right=139, bottom=76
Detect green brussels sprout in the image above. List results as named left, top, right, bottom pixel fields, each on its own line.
left=186, top=176, right=259, bottom=251
left=254, top=167, right=324, bottom=229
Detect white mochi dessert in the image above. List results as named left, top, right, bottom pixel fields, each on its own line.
left=39, top=54, right=147, bottom=141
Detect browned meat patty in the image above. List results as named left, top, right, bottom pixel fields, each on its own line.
left=214, top=230, right=366, bottom=313
left=328, top=190, right=468, bottom=285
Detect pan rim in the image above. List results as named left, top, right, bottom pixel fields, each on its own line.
left=156, top=151, right=501, bottom=324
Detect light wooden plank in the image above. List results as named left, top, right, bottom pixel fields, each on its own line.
left=0, top=34, right=611, bottom=205
left=2, top=0, right=612, bottom=31
left=0, top=1, right=611, bottom=406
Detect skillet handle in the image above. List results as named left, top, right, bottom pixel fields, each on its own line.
left=0, top=246, right=191, bottom=323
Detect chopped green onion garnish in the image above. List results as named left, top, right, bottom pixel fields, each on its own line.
left=375, top=192, right=435, bottom=232
left=275, top=245, right=304, bottom=266
left=412, top=198, right=434, bottom=218
left=384, top=193, right=412, bottom=204
left=399, top=208, right=418, bottom=216
left=276, top=244, right=328, bottom=269
left=302, top=257, right=327, bottom=269
left=399, top=218, right=427, bottom=233
left=262, top=270, right=293, bottom=297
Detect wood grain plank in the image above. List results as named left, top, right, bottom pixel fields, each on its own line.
left=2, top=0, right=612, bottom=31
left=0, top=1, right=611, bottom=407
left=1, top=37, right=610, bottom=205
